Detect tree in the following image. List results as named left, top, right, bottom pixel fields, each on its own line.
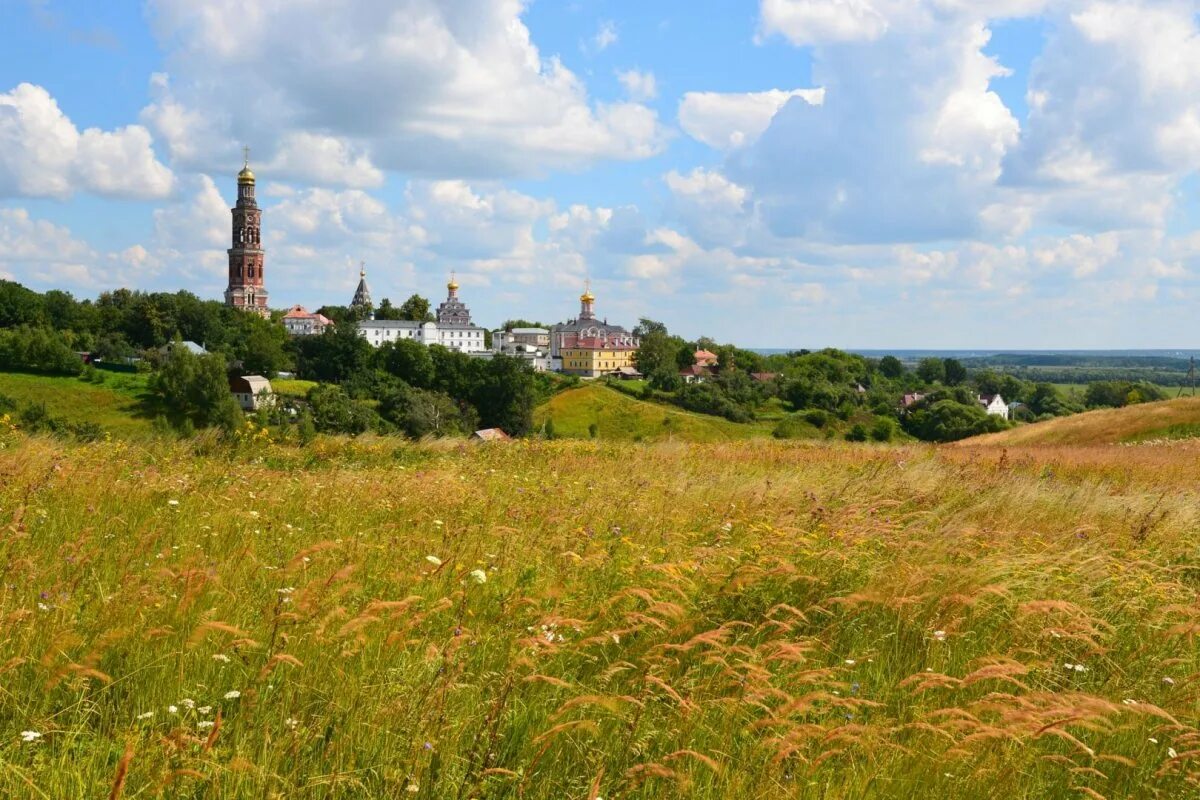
left=149, top=347, right=242, bottom=431
left=398, top=294, right=434, bottom=322
left=306, top=384, right=378, bottom=434
left=916, top=357, right=946, bottom=384
left=374, top=298, right=402, bottom=320
left=878, top=355, right=904, bottom=379
left=943, top=358, right=967, bottom=386
left=634, top=329, right=686, bottom=389
left=471, top=355, right=535, bottom=435
left=633, top=318, right=668, bottom=337
left=903, top=399, right=1006, bottom=442
left=294, top=323, right=373, bottom=383
left=378, top=339, right=435, bottom=389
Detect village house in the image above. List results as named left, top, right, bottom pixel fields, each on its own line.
left=979, top=394, right=1010, bottom=419
left=282, top=305, right=333, bottom=336
left=229, top=375, right=274, bottom=411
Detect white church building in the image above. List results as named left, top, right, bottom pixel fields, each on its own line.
left=356, top=276, right=488, bottom=354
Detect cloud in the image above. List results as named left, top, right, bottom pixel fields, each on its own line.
left=0, top=83, right=174, bottom=200
left=617, top=69, right=658, bottom=101
left=759, top=0, right=889, bottom=45
left=141, top=0, right=666, bottom=179
left=593, top=20, right=618, bottom=51
left=731, top=18, right=1017, bottom=243
left=679, top=88, right=824, bottom=150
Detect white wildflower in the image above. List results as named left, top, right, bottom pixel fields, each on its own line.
left=933, top=630, right=946, bottom=641
left=197, top=721, right=215, bottom=730
left=223, top=690, right=241, bottom=700
left=168, top=705, right=178, bottom=714
left=468, top=569, right=487, bottom=585
left=212, top=653, right=231, bottom=663
left=611, top=633, right=620, bottom=644
left=198, top=706, right=212, bottom=715
left=1169, top=747, right=1178, bottom=759
left=1163, top=676, right=1176, bottom=686
left=285, top=717, right=299, bottom=730
left=425, top=555, right=442, bottom=566
left=406, top=784, right=419, bottom=793
left=433, top=520, right=444, bottom=527
left=167, top=499, right=180, bottom=507
left=21, top=730, right=42, bottom=742
left=181, top=698, right=195, bottom=709
left=844, top=659, right=856, bottom=666
left=1149, top=737, right=1159, bottom=744
left=136, top=712, right=154, bottom=720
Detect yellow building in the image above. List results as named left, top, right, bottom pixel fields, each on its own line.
left=551, top=285, right=640, bottom=378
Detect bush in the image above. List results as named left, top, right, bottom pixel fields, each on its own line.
left=773, top=415, right=817, bottom=440
left=0, top=326, right=83, bottom=375
left=869, top=417, right=896, bottom=442
left=903, top=399, right=1008, bottom=443
left=803, top=409, right=829, bottom=428
left=307, top=384, right=380, bottom=435
left=845, top=423, right=868, bottom=442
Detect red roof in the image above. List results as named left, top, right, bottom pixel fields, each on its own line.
left=694, top=349, right=719, bottom=366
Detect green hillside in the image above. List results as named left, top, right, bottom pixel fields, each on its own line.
left=536, top=382, right=775, bottom=441
left=0, top=371, right=157, bottom=439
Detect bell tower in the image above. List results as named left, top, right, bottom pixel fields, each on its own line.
left=225, top=148, right=269, bottom=317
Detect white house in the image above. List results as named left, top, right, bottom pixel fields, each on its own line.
left=230, top=375, right=274, bottom=411
left=492, top=328, right=553, bottom=371
left=979, top=394, right=1010, bottom=419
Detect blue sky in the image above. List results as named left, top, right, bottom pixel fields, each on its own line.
left=1, top=0, right=1199, bottom=348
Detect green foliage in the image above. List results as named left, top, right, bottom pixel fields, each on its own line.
left=294, top=323, right=373, bottom=383
left=378, top=384, right=475, bottom=439
left=306, top=384, right=379, bottom=435
left=878, top=355, right=905, bottom=378
left=1085, top=380, right=1168, bottom=408
left=397, top=294, right=434, bottom=322
left=147, top=347, right=242, bottom=431
left=377, top=339, right=435, bottom=389
left=943, top=358, right=967, bottom=385
left=916, top=357, right=946, bottom=384
left=870, top=416, right=896, bottom=442
left=676, top=382, right=754, bottom=423
left=903, top=399, right=1008, bottom=442
left=0, top=326, right=84, bottom=375
left=844, top=423, right=869, bottom=442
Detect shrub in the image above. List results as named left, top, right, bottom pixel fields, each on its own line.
left=845, top=423, right=868, bottom=442
left=869, top=417, right=896, bottom=442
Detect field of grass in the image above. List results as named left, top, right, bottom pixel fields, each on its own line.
left=0, top=371, right=156, bottom=438
left=536, top=383, right=773, bottom=441
left=968, top=396, right=1200, bottom=446
left=3, top=430, right=1200, bottom=797
left=272, top=378, right=318, bottom=398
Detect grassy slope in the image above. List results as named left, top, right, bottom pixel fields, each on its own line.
left=0, top=371, right=156, bottom=438
left=2, top=434, right=1200, bottom=798
left=965, top=395, right=1200, bottom=445
left=536, top=382, right=774, bottom=441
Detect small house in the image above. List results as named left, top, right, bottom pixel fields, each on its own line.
left=979, top=394, right=1010, bottom=419
left=472, top=428, right=511, bottom=442
left=229, top=375, right=273, bottom=411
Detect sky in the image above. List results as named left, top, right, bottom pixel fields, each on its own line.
left=1, top=0, right=1199, bottom=349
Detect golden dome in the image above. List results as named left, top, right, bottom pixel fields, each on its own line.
left=237, top=165, right=256, bottom=184
left=580, top=281, right=595, bottom=303
left=448, top=273, right=459, bottom=291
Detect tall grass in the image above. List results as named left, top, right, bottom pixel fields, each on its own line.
left=1, top=431, right=1199, bottom=798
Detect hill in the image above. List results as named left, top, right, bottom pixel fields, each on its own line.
left=536, top=382, right=774, bottom=441
left=3, top=433, right=1200, bottom=797
left=963, top=395, right=1200, bottom=446
left=0, top=370, right=157, bottom=438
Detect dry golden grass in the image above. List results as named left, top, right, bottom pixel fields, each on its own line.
left=1, top=430, right=1199, bottom=798
left=966, top=396, right=1200, bottom=446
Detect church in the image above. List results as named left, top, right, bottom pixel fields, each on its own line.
left=224, top=152, right=269, bottom=317
left=356, top=276, right=488, bottom=353
left=551, top=284, right=639, bottom=377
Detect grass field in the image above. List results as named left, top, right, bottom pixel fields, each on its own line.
left=3, top=430, right=1200, bottom=798
left=0, top=371, right=156, bottom=439
left=536, top=383, right=774, bottom=441
left=273, top=378, right=318, bottom=398
left=968, top=396, right=1200, bottom=446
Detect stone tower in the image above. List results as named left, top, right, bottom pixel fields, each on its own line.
left=225, top=149, right=269, bottom=317
left=350, top=261, right=372, bottom=313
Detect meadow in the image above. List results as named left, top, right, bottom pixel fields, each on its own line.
left=3, top=426, right=1200, bottom=798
